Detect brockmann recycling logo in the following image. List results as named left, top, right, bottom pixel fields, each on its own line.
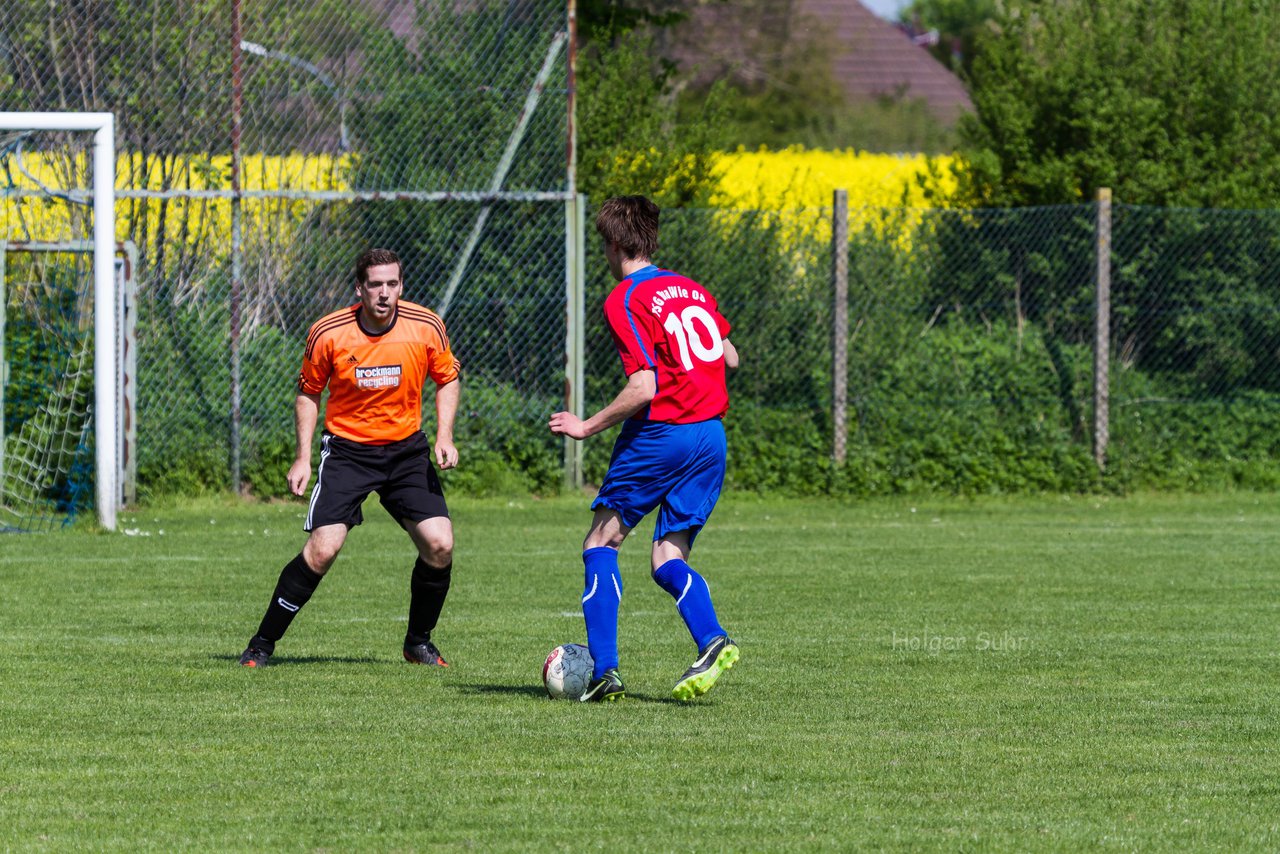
left=355, top=364, right=402, bottom=390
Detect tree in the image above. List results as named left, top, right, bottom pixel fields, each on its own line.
left=900, top=0, right=997, bottom=76
left=577, top=0, right=689, bottom=43
left=658, top=0, right=953, bottom=153
left=575, top=27, right=731, bottom=205
left=957, top=0, right=1280, bottom=208
left=941, top=0, right=1280, bottom=404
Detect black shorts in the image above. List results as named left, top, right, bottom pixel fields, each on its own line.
left=305, top=431, right=448, bottom=532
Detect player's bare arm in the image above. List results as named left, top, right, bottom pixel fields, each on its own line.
left=548, top=369, right=656, bottom=440
left=289, top=392, right=322, bottom=496
left=434, top=377, right=461, bottom=470
left=723, top=338, right=739, bottom=370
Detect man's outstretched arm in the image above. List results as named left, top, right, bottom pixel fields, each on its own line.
left=548, top=369, right=656, bottom=440
left=288, top=391, right=322, bottom=495
left=434, top=377, right=460, bottom=469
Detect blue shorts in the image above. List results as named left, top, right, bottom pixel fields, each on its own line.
left=592, top=418, right=726, bottom=546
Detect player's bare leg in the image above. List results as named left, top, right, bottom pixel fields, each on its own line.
left=583, top=508, right=630, bottom=550
left=302, top=524, right=349, bottom=575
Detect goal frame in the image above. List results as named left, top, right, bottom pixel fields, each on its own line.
left=0, top=112, right=118, bottom=530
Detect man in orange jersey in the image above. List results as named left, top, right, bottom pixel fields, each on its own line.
left=238, top=248, right=461, bottom=668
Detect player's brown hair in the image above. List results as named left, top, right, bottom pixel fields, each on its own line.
left=595, top=195, right=660, bottom=261
left=354, top=248, right=402, bottom=283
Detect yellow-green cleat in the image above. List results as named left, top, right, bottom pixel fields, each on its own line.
left=672, top=635, right=739, bottom=701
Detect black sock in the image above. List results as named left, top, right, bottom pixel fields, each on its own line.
left=406, top=558, right=452, bottom=646
left=251, top=553, right=323, bottom=648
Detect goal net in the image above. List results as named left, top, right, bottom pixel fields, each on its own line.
left=1, top=113, right=123, bottom=531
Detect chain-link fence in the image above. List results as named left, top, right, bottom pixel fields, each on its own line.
left=600, top=201, right=1280, bottom=495
left=5, top=2, right=1280, bottom=510
left=2, top=0, right=575, bottom=518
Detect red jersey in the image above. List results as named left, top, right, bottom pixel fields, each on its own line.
left=602, top=265, right=731, bottom=423
left=298, top=300, right=460, bottom=444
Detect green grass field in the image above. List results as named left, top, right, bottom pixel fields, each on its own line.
left=2, top=493, right=1278, bottom=850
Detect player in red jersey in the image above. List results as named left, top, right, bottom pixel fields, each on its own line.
left=238, top=248, right=461, bottom=668
left=549, top=195, right=741, bottom=702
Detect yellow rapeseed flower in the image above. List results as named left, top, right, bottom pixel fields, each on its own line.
left=711, top=145, right=957, bottom=211
left=708, top=146, right=961, bottom=255
left=5, top=146, right=962, bottom=269
left=3, top=152, right=350, bottom=249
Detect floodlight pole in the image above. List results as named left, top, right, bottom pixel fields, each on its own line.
left=239, top=40, right=349, bottom=152
left=0, top=112, right=118, bottom=530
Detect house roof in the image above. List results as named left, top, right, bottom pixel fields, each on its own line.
left=800, top=0, right=971, bottom=123
left=663, top=0, right=971, bottom=125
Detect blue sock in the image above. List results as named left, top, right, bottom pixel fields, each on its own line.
left=582, top=547, right=622, bottom=678
left=653, top=559, right=725, bottom=652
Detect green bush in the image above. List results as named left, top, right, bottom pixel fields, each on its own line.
left=126, top=200, right=1280, bottom=503
left=132, top=321, right=1280, bottom=502
left=1108, top=381, right=1280, bottom=493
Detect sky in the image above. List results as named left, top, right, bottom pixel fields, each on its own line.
left=860, top=0, right=910, bottom=22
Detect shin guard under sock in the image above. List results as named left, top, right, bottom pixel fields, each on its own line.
left=252, top=553, right=323, bottom=649
left=581, top=547, right=622, bottom=678
left=653, top=558, right=725, bottom=651
left=406, top=558, right=452, bottom=645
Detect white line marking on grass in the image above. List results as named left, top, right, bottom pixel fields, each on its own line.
left=312, top=616, right=407, bottom=624
left=558, top=610, right=665, bottom=618
left=0, top=555, right=211, bottom=565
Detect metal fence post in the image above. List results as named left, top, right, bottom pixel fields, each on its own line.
left=1094, top=188, right=1112, bottom=471
left=563, top=192, right=585, bottom=490
left=832, top=189, right=849, bottom=464
left=121, top=241, right=139, bottom=506
left=0, top=246, right=5, bottom=495
left=229, top=0, right=244, bottom=494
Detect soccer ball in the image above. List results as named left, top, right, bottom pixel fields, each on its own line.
left=542, top=643, right=594, bottom=700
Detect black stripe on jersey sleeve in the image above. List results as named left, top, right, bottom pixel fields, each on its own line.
left=399, top=307, right=451, bottom=349
left=305, top=316, right=357, bottom=360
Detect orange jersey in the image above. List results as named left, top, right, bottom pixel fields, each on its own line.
left=298, top=300, right=461, bottom=445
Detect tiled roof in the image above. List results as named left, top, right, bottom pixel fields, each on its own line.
left=663, top=0, right=972, bottom=125
left=799, top=0, right=971, bottom=122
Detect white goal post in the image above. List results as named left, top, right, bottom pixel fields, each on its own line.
left=1, top=112, right=118, bottom=530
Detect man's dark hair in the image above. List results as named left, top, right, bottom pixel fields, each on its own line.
left=595, top=196, right=660, bottom=261
left=355, top=248, right=402, bottom=283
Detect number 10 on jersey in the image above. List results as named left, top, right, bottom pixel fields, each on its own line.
left=663, top=306, right=725, bottom=371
